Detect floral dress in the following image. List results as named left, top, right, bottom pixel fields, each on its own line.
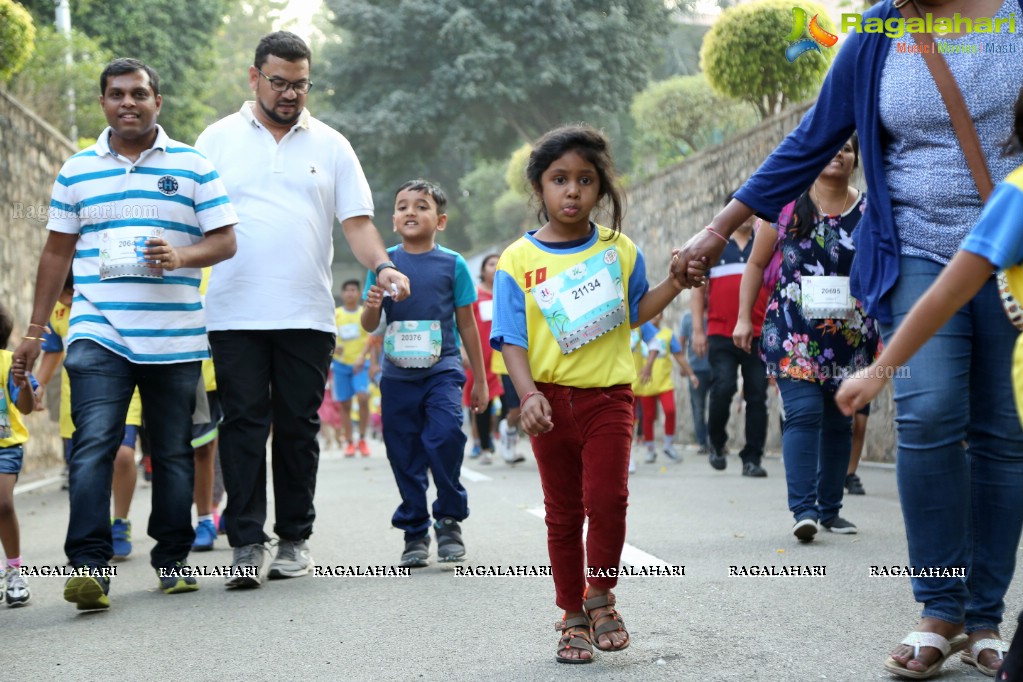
left=759, top=193, right=880, bottom=390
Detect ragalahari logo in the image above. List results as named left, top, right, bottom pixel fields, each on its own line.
left=785, top=6, right=838, bottom=62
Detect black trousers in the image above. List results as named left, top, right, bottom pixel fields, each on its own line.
left=210, top=329, right=334, bottom=546
left=707, top=334, right=768, bottom=465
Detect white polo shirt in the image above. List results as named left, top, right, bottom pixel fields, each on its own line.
left=46, top=126, right=237, bottom=363
left=195, top=103, right=374, bottom=333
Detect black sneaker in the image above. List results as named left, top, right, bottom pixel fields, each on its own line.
left=708, top=447, right=727, bottom=471
left=434, top=518, right=466, bottom=563
left=400, top=535, right=430, bottom=569
left=742, top=462, right=768, bottom=477
left=63, top=571, right=111, bottom=610
left=845, top=473, right=866, bottom=495
left=822, top=517, right=858, bottom=534
left=792, top=518, right=818, bottom=543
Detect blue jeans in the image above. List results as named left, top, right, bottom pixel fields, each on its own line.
left=64, top=340, right=200, bottom=569
left=776, top=377, right=851, bottom=524
left=883, top=256, right=1023, bottom=631
left=688, top=369, right=712, bottom=447
left=381, top=370, right=468, bottom=540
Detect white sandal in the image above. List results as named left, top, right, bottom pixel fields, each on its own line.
left=883, top=631, right=968, bottom=680
left=961, top=637, right=1010, bottom=677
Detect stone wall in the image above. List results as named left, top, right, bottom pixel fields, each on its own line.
left=626, top=101, right=896, bottom=463
left=0, top=87, right=77, bottom=473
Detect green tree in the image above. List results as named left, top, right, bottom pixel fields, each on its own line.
left=630, top=73, right=757, bottom=175
left=319, top=0, right=670, bottom=252
left=0, top=0, right=35, bottom=82
left=700, top=0, right=835, bottom=119
left=8, top=26, right=111, bottom=140
left=207, top=0, right=289, bottom=119
left=18, top=0, right=229, bottom=142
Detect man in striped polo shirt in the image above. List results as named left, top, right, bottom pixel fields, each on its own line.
left=13, top=58, right=238, bottom=610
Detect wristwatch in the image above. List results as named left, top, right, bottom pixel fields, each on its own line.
left=375, top=260, right=397, bottom=276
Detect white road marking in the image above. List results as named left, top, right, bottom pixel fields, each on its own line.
left=14, top=476, right=63, bottom=496
left=525, top=508, right=669, bottom=567
left=460, top=467, right=492, bottom=482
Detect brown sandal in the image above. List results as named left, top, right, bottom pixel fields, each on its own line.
left=584, top=591, right=630, bottom=652
left=554, top=614, right=594, bottom=664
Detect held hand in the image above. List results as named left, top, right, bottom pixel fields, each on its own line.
left=378, top=269, right=411, bottom=302
left=689, top=373, right=700, bottom=389
left=144, top=238, right=182, bottom=271
left=692, top=330, right=708, bottom=358
left=470, top=383, right=489, bottom=414
left=364, top=284, right=385, bottom=310
left=638, top=366, right=652, bottom=384
left=520, top=394, right=553, bottom=436
left=732, top=319, right=754, bottom=353
left=353, top=357, right=366, bottom=373
left=834, top=368, right=888, bottom=416
left=671, top=231, right=727, bottom=288
left=12, top=339, right=41, bottom=389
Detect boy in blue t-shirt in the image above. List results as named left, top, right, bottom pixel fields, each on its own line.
left=361, top=180, right=488, bottom=568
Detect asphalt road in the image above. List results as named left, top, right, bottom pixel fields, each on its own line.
left=7, top=439, right=1022, bottom=681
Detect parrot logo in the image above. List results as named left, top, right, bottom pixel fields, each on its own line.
left=785, top=7, right=839, bottom=62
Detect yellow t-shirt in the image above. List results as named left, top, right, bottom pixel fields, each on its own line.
left=491, top=225, right=649, bottom=388
left=635, top=326, right=675, bottom=397
left=0, top=350, right=31, bottom=447
left=334, top=306, right=368, bottom=365
left=200, top=267, right=216, bottom=392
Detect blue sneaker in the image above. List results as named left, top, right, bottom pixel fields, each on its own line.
left=111, top=518, right=132, bottom=560
left=156, top=562, right=200, bottom=594
left=468, top=443, right=482, bottom=459
left=192, top=519, right=217, bottom=552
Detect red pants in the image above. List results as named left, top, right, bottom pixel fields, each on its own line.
left=531, top=382, right=634, bottom=611
left=639, top=391, right=676, bottom=442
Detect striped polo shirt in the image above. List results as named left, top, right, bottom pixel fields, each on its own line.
left=45, top=125, right=237, bottom=363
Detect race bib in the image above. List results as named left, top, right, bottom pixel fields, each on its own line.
left=384, top=320, right=442, bottom=368
left=99, top=227, right=164, bottom=280
left=338, top=323, right=361, bottom=341
left=477, top=299, right=494, bottom=322
left=801, top=276, right=854, bottom=320
left=0, top=389, right=11, bottom=440
left=531, top=248, right=626, bottom=355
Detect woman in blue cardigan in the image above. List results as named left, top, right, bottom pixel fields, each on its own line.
left=674, top=0, right=1023, bottom=678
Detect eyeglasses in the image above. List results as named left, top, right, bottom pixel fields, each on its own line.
left=255, top=68, right=312, bottom=94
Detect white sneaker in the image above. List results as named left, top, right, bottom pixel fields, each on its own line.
left=644, top=447, right=657, bottom=464
left=499, top=419, right=525, bottom=464
left=4, top=567, right=30, bottom=607
left=628, top=456, right=637, bottom=475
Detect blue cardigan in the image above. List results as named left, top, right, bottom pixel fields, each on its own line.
left=733, top=1, right=904, bottom=324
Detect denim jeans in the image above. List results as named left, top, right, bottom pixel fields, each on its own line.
left=689, top=369, right=713, bottom=447
left=707, top=335, right=767, bottom=464
left=883, top=256, right=1023, bottom=632
left=776, top=377, right=851, bottom=524
left=64, top=340, right=200, bottom=569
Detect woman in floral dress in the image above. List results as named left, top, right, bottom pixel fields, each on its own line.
left=733, top=135, right=880, bottom=542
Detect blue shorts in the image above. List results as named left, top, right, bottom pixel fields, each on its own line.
left=500, top=374, right=520, bottom=410
left=121, top=424, right=139, bottom=449
left=332, top=360, right=369, bottom=402
left=0, top=445, right=24, bottom=475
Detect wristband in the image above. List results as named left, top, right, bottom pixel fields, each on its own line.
left=521, top=390, right=543, bottom=407
left=704, top=226, right=729, bottom=244
left=28, top=323, right=47, bottom=331
left=22, top=336, right=43, bottom=342
left=375, top=260, right=397, bottom=276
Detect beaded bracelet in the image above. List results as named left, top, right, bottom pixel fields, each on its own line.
left=704, top=226, right=729, bottom=244
left=521, top=390, right=543, bottom=407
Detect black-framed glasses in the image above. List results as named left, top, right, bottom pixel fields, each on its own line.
left=255, top=68, right=312, bottom=94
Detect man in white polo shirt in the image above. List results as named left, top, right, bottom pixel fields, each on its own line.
left=195, top=31, right=409, bottom=587
left=13, top=58, right=238, bottom=610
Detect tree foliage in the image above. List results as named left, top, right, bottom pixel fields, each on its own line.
left=630, top=73, right=757, bottom=175
left=0, top=0, right=36, bottom=82
left=17, top=0, right=228, bottom=143
left=700, top=0, right=835, bottom=119
left=8, top=26, right=111, bottom=140
left=319, top=0, right=670, bottom=251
